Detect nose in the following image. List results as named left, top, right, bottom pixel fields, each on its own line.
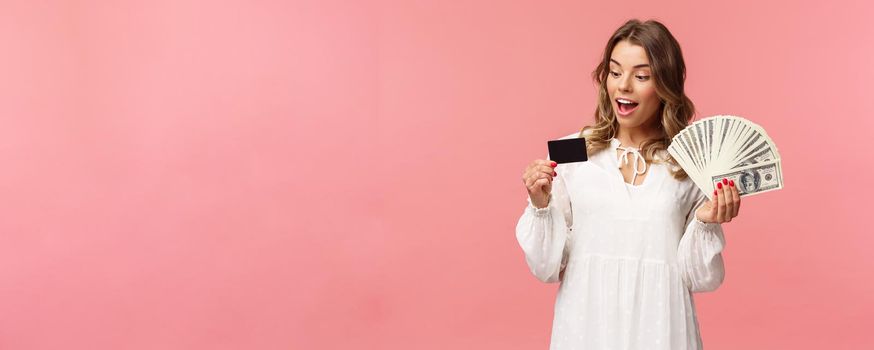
left=618, top=74, right=633, bottom=93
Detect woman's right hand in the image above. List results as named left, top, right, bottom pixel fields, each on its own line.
left=522, top=159, right=557, bottom=209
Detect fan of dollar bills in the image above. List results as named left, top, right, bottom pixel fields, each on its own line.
left=668, top=115, right=784, bottom=200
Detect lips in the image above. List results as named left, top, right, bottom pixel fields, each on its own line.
left=615, top=98, right=639, bottom=116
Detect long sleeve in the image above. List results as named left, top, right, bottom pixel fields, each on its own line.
left=677, top=190, right=726, bottom=293
left=515, top=165, right=574, bottom=283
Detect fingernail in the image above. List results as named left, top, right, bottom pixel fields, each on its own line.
left=729, top=180, right=735, bottom=187
left=551, top=162, right=557, bottom=167
left=717, top=182, right=723, bottom=189
left=553, top=171, right=557, bottom=176
left=714, top=190, right=718, bottom=196
left=722, top=178, right=728, bottom=185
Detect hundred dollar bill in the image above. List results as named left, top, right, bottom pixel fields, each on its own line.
left=711, top=159, right=783, bottom=198
left=732, top=142, right=779, bottom=169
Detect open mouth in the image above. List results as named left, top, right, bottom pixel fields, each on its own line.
left=616, top=98, right=639, bottom=115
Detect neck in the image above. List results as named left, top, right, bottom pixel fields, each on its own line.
left=616, top=124, right=660, bottom=148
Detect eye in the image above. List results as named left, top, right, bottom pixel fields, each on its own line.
left=609, top=71, right=620, bottom=78
left=636, top=75, right=650, bottom=81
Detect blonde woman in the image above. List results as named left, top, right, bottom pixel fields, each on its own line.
left=516, top=19, right=741, bottom=349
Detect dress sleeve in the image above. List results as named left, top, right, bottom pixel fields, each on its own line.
left=515, top=163, right=574, bottom=283
left=677, top=189, right=726, bottom=293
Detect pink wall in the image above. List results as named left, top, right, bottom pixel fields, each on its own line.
left=0, top=0, right=871, bottom=349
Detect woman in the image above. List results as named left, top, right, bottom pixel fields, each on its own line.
left=516, top=19, right=741, bottom=349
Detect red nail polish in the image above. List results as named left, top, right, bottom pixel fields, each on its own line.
left=553, top=171, right=557, bottom=176
left=717, top=182, right=723, bottom=189
left=714, top=190, right=718, bottom=196
left=729, top=180, right=735, bottom=187
left=722, top=178, right=728, bottom=185
left=551, top=162, right=557, bottom=167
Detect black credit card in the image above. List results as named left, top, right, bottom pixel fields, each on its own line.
left=547, top=137, right=588, bottom=164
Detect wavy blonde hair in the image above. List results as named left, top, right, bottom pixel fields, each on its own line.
left=580, top=19, right=695, bottom=180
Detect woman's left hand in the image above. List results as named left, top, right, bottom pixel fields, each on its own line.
left=695, top=178, right=741, bottom=224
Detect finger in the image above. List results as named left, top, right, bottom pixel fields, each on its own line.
left=526, top=160, right=548, bottom=173
left=539, top=165, right=557, bottom=177
left=540, top=160, right=558, bottom=168
left=534, top=178, right=551, bottom=191
left=537, top=172, right=554, bottom=184
left=720, top=179, right=733, bottom=222
left=727, top=179, right=738, bottom=217
left=709, top=190, right=718, bottom=217
left=522, top=169, right=531, bottom=185
left=523, top=167, right=543, bottom=182
left=528, top=161, right=556, bottom=177
left=523, top=164, right=536, bottom=181
left=525, top=171, right=544, bottom=189
left=710, top=190, right=719, bottom=213
left=715, top=182, right=726, bottom=223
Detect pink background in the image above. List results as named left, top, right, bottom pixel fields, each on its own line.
left=0, top=0, right=871, bottom=349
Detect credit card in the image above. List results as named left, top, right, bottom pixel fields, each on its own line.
left=547, top=137, right=588, bottom=164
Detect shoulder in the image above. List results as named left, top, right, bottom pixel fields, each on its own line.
left=555, top=130, right=583, bottom=140
left=553, top=126, right=597, bottom=140
left=654, top=149, right=672, bottom=163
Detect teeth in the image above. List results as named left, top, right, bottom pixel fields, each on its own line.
left=617, top=99, right=636, bottom=104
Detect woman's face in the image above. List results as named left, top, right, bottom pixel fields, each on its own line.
left=607, top=40, right=661, bottom=130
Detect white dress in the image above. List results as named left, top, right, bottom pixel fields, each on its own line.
left=516, top=133, right=727, bottom=350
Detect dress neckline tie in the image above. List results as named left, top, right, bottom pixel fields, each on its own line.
left=616, top=143, right=648, bottom=186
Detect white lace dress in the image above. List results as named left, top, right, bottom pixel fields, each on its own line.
left=516, top=134, right=727, bottom=350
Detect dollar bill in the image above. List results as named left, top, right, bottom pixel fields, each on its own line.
left=732, top=142, right=779, bottom=169
left=711, top=159, right=783, bottom=197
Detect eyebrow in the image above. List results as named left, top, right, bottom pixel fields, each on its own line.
left=610, top=58, right=650, bottom=69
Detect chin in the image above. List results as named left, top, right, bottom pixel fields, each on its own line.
left=616, top=110, right=657, bottom=128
